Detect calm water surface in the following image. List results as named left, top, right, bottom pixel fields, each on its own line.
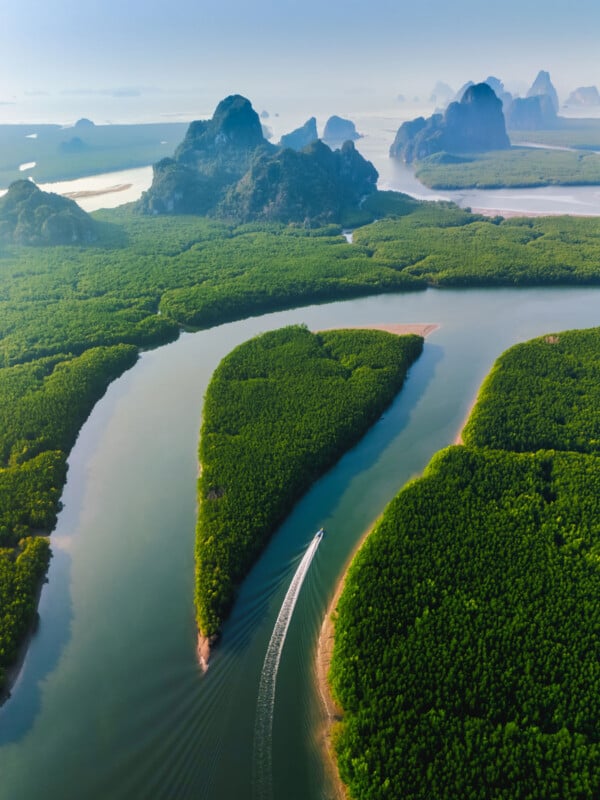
left=1, top=287, right=600, bottom=799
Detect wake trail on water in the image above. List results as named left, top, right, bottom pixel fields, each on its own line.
left=253, top=530, right=323, bottom=800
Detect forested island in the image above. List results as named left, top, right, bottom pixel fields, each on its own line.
left=329, top=327, right=600, bottom=799
left=7, top=190, right=600, bottom=690
left=195, top=325, right=423, bottom=659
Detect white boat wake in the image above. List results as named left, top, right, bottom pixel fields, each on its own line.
left=253, top=529, right=324, bottom=800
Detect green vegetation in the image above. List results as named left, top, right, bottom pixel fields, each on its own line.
left=0, top=537, right=50, bottom=693
left=462, top=328, right=600, bottom=453
left=353, top=208, right=600, bottom=286
left=6, top=190, right=600, bottom=690
left=0, top=122, right=187, bottom=188
left=330, top=328, right=600, bottom=799
left=414, top=147, right=600, bottom=189
left=510, top=118, right=600, bottom=150
left=195, top=325, right=423, bottom=638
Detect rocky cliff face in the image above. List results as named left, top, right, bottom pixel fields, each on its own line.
left=526, top=71, right=559, bottom=112
left=223, top=140, right=377, bottom=224
left=279, top=117, right=319, bottom=151
left=139, top=95, right=275, bottom=215
left=139, top=96, right=377, bottom=224
left=0, top=180, right=97, bottom=245
left=506, top=95, right=558, bottom=130
left=390, top=83, right=510, bottom=163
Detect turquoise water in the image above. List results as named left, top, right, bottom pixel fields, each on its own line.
left=1, top=287, right=600, bottom=798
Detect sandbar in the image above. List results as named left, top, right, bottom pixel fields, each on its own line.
left=317, top=323, right=439, bottom=337
left=63, top=183, right=133, bottom=200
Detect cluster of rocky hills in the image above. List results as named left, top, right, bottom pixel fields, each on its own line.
left=391, top=70, right=585, bottom=164
left=138, top=96, right=374, bottom=224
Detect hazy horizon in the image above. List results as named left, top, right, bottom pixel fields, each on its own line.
left=2, top=0, right=600, bottom=125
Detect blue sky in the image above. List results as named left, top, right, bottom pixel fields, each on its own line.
left=2, top=0, right=600, bottom=121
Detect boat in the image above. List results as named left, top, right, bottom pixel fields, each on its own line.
left=315, top=528, right=324, bottom=540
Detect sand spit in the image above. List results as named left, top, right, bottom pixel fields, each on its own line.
left=63, top=183, right=133, bottom=200
left=197, top=632, right=217, bottom=674
left=317, top=323, right=439, bottom=337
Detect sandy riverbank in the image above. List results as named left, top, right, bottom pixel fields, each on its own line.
left=318, top=323, right=439, bottom=337
left=314, top=518, right=380, bottom=800
left=454, top=389, right=480, bottom=445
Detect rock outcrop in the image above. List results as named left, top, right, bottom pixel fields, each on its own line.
left=139, top=96, right=377, bottom=224
left=0, top=180, right=97, bottom=245
left=565, top=86, right=600, bottom=107
left=506, top=95, right=558, bottom=130
left=279, top=117, right=319, bottom=151
left=390, top=82, right=510, bottom=163
left=223, top=140, right=377, bottom=224
left=322, top=115, right=361, bottom=143
left=526, top=70, right=559, bottom=112
left=138, top=95, right=275, bottom=215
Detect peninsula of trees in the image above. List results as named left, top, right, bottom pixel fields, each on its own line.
left=195, top=326, right=423, bottom=648
left=330, top=327, right=600, bottom=799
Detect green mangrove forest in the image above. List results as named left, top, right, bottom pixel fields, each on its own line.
left=5, top=190, right=600, bottom=689
left=414, top=147, right=600, bottom=189
left=195, top=325, right=423, bottom=639
left=329, top=327, right=600, bottom=799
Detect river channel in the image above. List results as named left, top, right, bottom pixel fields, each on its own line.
left=1, top=286, right=600, bottom=799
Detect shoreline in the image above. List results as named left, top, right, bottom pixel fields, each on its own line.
left=454, top=389, right=480, bottom=444
left=314, top=519, right=379, bottom=800
left=314, top=321, right=440, bottom=799
left=471, top=206, right=599, bottom=219
left=317, top=322, right=439, bottom=338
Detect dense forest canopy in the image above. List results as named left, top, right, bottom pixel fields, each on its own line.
left=4, top=190, right=600, bottom=692
left=330, top=327, right=600, bottom=799
left=195, top=325, right=423, bottom=639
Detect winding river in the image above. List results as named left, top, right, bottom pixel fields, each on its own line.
left=2, top=287, right=600, bottom=798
